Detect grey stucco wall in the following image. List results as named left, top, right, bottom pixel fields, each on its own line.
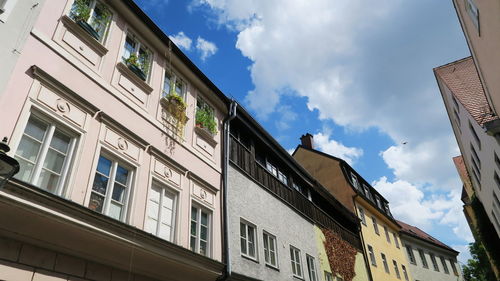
left=401, top=235, right=463, bottom=281
left=0, top=0, right=44, bottom=97
left=228, top=165, right=321, bottom=281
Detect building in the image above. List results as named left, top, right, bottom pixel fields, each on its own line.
left=0, top=0, right=45, bottom=97
left=434, top=56, right=500, bottom=278
left=398, top=220, right=462, bottom=281
left=294, top=135, right=413, bottom=281
left=225, top=108, right=371, bottom=281
left=0, top=0, right=230, bottom=280
left=452, top=0, right=500, bottom=118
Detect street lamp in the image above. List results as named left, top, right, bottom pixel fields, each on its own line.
left=0, top=137, right=19, bottom=188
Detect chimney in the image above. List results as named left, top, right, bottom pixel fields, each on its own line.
left=300, top=133, right=314, bottom=149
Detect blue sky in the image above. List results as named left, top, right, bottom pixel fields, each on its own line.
left=135, top=0, right=473, bottom=262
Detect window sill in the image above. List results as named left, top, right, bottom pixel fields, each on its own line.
left=292, top=275, right=305, bottom=280
left=61, top=15, right=108, bottom=57
left=194, top=126, right=217, bottom=147
left=116, top=62, right=153, bottom=94
left=241, top=254, right=259, bottom=264
left=265, top=263, right=279, bottom=271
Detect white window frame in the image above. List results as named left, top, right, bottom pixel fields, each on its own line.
left=190, top=203, right=212, bottom=257
left=350, top=172, right=359, bottom=189
left=89, top=153, right=134, bottom=222
left=263, top=231, right=278, bottom=268
left=290, top=246, right=303, bottom=278
left=306, top=254, right=318, bottom=281
left=240, top=220, right=257, bottom=260
left=405, top=244, right=416, bottom=264
left=145, top=181, right=178, bottom=242
left=381, top=253, right=389, bottom=273
left=162, top=71, right=186, bottom=100
left=122, top=32, right=152, bottom=80
left=69, top=0, right=112, bottom=43
left=14, top=114, right=78, bottom=196
left=367, top=245, right=377, bottom=266
left=358, top=207, right=366, bottom=225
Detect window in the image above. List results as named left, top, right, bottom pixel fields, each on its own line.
left=469, top=122, right=481, bottom=150
left=465, top=0, right=479, bottom=32
left=381, top=253, right=390, bottom=273
left=418, top=249, right=428, bottom=268
left=367, top=245, right=377, bottom=266
left=358, top=207, right=366, bottom=225
left=240, top=221, right=257, bottom=259
left=266, top=160, right=278, bottom=177
left=350, top=172, right=359, bottom=189
left=453, top=109, right=461, bottom=128
left=14, top=116, right=77, bottom=196
left=145, top=183, right=177, bottom=242
left=195, top=97, right=218, bottom=135
left=306, top=255, right=318, bottom=281
left=363, top=185, right=371, bottom=199
left=278, top=170, right=288, bottom=185
left=324, top=272, right=334, bottom=281
left=0, top=0, right=18, bottom=21
left=89, top=155, right=132, bottom=221
left=290, top=246, right=303, bottom=278
left=450, top=259, right=459, bottom=276
left=401, top=265, right=409, bottom=281
left=393, top=260, right=401, bottom=279
left=405, top=245, right=416, bottom=264
left=122, top=34, right=152, bottom=81
left=384, top=226, right=391, bottom=243
left=162, top=71, right=185, bottom=99
left=470, top=143, right=481, bottom=170
left=440, top=256, right=449, bottom=274
left=263, top=232, right=278, bottom=267
left=190, top=205, right=211, bottom=257
left=265, top=159, right=288, bottom=185
left=393, top=233, right=400, bottom=248
left=430, top=253, right=439, bottom=271
left=375, top=195, right=382, bottom=208
left=372, top=216, right=379, bottom=235
left=69, top=0, right=112, bottom=42
left=452, top=95, right=460, bottom=110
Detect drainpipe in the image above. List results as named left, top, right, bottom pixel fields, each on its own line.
left=218, top=99, right=237, bottom=281
left=353, top=194, right=375, bottom=281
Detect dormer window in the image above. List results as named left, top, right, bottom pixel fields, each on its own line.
left=350, top=172, right=359, bottom=189
left=69, top=0, right=112, bottom=42
left=122, top=34, right=152, bottom=81
left=363, top=185, right=371, bottom=199
left=375, top=195, right=382, bottom=208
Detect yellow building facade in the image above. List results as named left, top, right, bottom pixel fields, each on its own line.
left=356, top=198, right=412, bottom=281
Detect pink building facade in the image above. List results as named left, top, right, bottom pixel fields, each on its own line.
left=0, top=0, right=228, bottom=280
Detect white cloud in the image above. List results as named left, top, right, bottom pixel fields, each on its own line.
left=452, top=244, right=472, bottom=265
left=196, top=37, right=218, bottom=60
left=170, top=31, right=193, bottom=51
left=313, top=132, right=363, bottom=165
left=275, top=105, right=298, bottom=130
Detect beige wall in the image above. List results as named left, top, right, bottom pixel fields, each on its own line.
left=454, top=0, right=500, bottom=114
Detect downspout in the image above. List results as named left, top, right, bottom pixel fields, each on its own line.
left=353, top=194, right=375, bottom=281
left=218, top=99, right=237, bottom=281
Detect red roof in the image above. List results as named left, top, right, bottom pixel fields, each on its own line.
left=434, top=57, right=498, bottom=126
left=397, top=220, right=458, bottom=254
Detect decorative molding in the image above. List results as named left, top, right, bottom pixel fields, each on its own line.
left=97, top=112, right=149, bottom=149
left=187, top=171, right=219, bottom=194
left=60, top=15, right=108, bottom=56
left=31, top=65, right=100, bottom=115
left=116, top=62, right=154, bottom=94
left=148, top=146, right=188, bottom=174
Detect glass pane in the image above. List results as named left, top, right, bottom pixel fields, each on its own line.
left=271, top=253, right=276, bottom=266
left=201, top=211, right=208, bottom=226
left=263, top=234, right=269, bottom=250
left=124, top=36, right=136, bottom=59
left=241, top=238, right=247, bottom=255
left=191, top=207, right=198, bottom=221
left=16, top=136, right=41, bottom=162
left=115, top=165, right=129, bottom=185
left=92, top=173, right=108, bottom=195
left=248, top=241, right=255, bottom=257
left=112, top=183, right=125, bottom=202
left=50, top=131, right=70, bottom=153
left=97, top=156, right=112, bottom=176
left=200, top=225, right=208, bottom=240
left=109, top=201, right=122, bottom=220
left=89, top=2, right=110, bottom=40
left=37, top=169, right=60, bottom=193
left=148, top=201, right=159, bottom=219
left=240, top=223, right=246, bottom=238
left=159, top=223, right=171, bottom=240
left=269, top=237, right=275, bottom=251
left=175, top=81, right=182, bottom=95
left=190, top=221, right=197, bottom=236
left=163, top=192, right=174, bottom=209
left=145, top=217, right=158, bottom=234
left=163, top=73, right=172, bottom=94
left=248, top=226, right=254, bottom=243
left=161, top=208, right=173, bottom=225
left=24, top=119, right=47, bottom=141
left=89, top=193, right=104, bottom=213
left=43, top=149, right=65, bottom=173
left=150, top=185, right=161, bottom=203
left=14, top=157, right=34, bottom=182
left=190, top=236, right=196, bottom=251
left=200, top=241, right=207, bottom=256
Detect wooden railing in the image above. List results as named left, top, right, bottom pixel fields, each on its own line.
left=229, top=137, right=362, bottom=250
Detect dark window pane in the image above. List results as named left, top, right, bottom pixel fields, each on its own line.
left=115, top=165, right=129, bottom=185
left=112, top=183, right=125, bottom=202
left=92, top=173, right=109, bottom=195
left=89, top=193, right=104, bottom=213
left=97, top=156, right=112, bottom=176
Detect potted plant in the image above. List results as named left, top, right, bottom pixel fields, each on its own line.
left=124, top=54, right=147, bottom=81
left=160, top=83, right=188, bottom=134
left=89, top=2, right=111, bottom=41
left=70, top=0, right=100, bottom=40
left=195, top=107, right=217, bottom=135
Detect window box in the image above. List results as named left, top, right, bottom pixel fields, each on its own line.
left=122, top=34, right=151, bottom=82
left=69, top=0, right=112, bottom=43
left=76, top=20, right=100, bottom=41
left=124, top=55, right=147, bottom=81
left=160, top=95, right=188, bottom=123
left=116, top=62, right=153, bottom=95
left=60, top=15, right=108, bottom=57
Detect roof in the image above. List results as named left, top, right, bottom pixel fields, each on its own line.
left=434, top=57, right=498, bottom=126
left=397, top=220, right=459, bottom=254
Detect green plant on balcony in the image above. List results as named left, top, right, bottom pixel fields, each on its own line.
left=70, top=0, right=91, bottom=22
left=124, top=54, right=149, bottom=81
left=195, top=107, right=217, bottom=135
left=89, top=2, right=111, bottom=39
left=160, top=85, right=188, bottom=135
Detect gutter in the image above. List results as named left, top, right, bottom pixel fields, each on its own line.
left=218, top=100, right=238, bottom=281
